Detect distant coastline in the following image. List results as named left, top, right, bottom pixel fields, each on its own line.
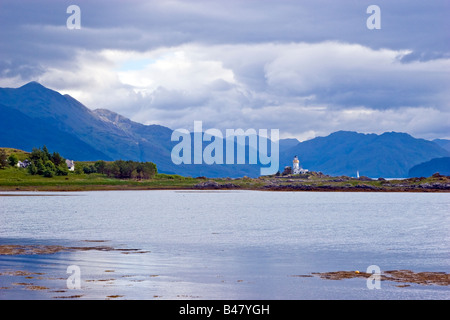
left=1, top=168, right=449, bottom=193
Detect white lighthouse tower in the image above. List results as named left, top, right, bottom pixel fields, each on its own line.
left=292, top=155, right=308, bottom=174
left=293, top=155, right=300, bottom=174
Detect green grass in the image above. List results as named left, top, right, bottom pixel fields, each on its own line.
left=0, top=147, right=201, bottom=191
left=0, top=166, right=200, bottom=191
left=1, top=147, right=30, bottom=162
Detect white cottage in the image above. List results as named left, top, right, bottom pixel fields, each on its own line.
left=66, top=159, right=75, bottom=171
left=17, top=159, right=31, bottom=168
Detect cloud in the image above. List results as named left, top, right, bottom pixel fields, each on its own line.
left=0, top=0, right=449, bottom=140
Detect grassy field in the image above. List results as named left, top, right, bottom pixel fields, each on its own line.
left=0, top=167, right=202, bottom=191
left=1, top=148, right=30, bottom=161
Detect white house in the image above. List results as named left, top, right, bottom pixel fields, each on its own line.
left=17, top=159, right=31, bottom=168
left=66, top=159, right=75, bottom=171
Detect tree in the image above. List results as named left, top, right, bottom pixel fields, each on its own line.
left=51, top=152, right=64, bottom=166
left=82, top=164, right=96, bottom=174
left=43, top=160, right=56, bottom=177
left=138, top=162, right=157, bottom=179
left=42, top=145, right=51, bottom=162
left=94, top=160, right=106, bottom=174
left=74, top=164, right=84, bottom=174
left=30, top=147, right=45, bottom=163
left=8, top=154, right=19, bottom=167
left=0, top=149, right=8, bottom=169
left=36, top=159, right=45, bottom=175
left=105, top=162, right=120, bottom=178
left=27, top=162, right=38, bottom=175
left=56, top=164, right=69, bottom=176
left=43, top=167, right=54, bottom=177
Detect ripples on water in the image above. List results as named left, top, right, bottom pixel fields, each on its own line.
left=0, top=190, right=449, bottom=299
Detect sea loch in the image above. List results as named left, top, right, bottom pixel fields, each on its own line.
left=0, top=190, right=449, bottom=299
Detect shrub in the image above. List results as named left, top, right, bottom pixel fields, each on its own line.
left=56, top=164, right=69, bottom=176
left=8, top=154, right=19, bottom=167
left=0, top=149, right=7, bottom=169
left=43, top=160, right=56, bottom=177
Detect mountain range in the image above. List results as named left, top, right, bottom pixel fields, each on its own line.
left=0, top=82, right=449, bottom=178
left=408, top=157, right=450, bottom=177
left=280, top=131, right=449, bottom=178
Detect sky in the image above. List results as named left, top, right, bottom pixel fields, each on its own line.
left=0, top=0, right=449, bottom=141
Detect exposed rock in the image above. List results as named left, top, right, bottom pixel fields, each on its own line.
left=193, top=180, right=241, bottom=189
left=194, top=180, right=220, bottom=189
left=309, top=270, right=450, bottom=286
left=419, top=182, right=450, bottom=190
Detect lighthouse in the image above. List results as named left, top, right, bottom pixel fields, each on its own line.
left=293, top=155, right=300, bottom=174
left=292, top=155, right=308, bottom=174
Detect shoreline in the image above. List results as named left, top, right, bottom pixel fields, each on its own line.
left=1, top=182, right=449, bottom=193
left=1, top=186, right=449, bottom=193
left=1, top=185, right=449, bottom=193
left=1, top=169, right=449, bottom=193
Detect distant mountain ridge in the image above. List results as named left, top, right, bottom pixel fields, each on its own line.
left=0, top=82, right=260, bottom=177
left=408, top=157, right=450, bottom=177
left=280, top=131, right=449, bottom=178
left=0, top=82, right=449, bottom=178
left=433, top=139, right=450, bottom=153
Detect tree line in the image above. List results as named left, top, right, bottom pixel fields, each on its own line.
left=77, top=159, right=157, bottom=179
left=0, top=146, right=69, bottom=177
left=1, top=146, right=158, bottom=180
left=28, top=146, right=69, bottom=177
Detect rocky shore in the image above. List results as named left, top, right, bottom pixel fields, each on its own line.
left=193, top=172, right=450, bottom=192
left=293, top=270, right=450, bottom=287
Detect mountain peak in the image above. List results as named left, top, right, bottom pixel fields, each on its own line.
left=17, top=81, right=62, bottom=97
left=19, top=81, right=46, bottom=90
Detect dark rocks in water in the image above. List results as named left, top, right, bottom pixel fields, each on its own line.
left=418, top=182, right=450, bottom=190
left=311, top=269, right=450, bottom=286
left=353, top=184, right=379, bottom=190
left=193, top=180, right=241, bottom=189
left=194, top=181, right=220, bottom=189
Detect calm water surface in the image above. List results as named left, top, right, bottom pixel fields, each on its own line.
left=0, top=190, right=449, bottom=299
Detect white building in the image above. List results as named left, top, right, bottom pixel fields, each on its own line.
left=293, top=155, right=308, bottom=174
left=66, top=159, right=75, bottom=171
left=17, top=159, right=30, bottom=168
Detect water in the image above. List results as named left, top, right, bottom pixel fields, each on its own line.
left=0, top=190, right=449, bottom=299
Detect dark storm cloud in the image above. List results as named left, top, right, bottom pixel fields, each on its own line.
left=2, top=0, right=448, bottom=57
left=0, top=0, right=449, bottom=139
